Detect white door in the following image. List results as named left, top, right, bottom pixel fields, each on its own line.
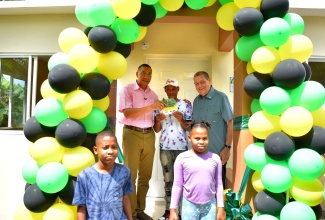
left=146, top=56, right=212, bottom=197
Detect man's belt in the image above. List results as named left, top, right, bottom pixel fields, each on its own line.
left=124, top=125, right=152, bottom=134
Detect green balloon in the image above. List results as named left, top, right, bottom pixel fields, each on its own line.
left=288, top=148, right=324, bottom=181
left=219, top=0, right=233, bottom=5
left=22, top=158, right=41, bottom=184
left=88, top=0, right=116, bottom=27
left=110, top=18, right=140, bottom=44
left=34, top=98, right=68, bottom=127
left=261, top=161, right=292, bottom=193
left=260, top=86, right=291, bottom=115
left=80, top=107, right=108, bottom=134
left=260, top=18, right=291, bottom=47
left=36, top=162, right=69, bottom=194
left=48, top=52, right=69, bottom=71
left=235, top=34, right=264, bottom=62
left=280, top=201, right=316, bottom=220
left=142, top=0, right=159, bottom=5
left=283, top=13, right=304, bottom=35
left=75, top=1, right=96, bottom=27
left=289, top=81, right=325, bottom=112
left=250, top=99, right=262, bottom=114
left=244, top=142, right=267, bottom=171
left=153, top=2, right=168, bottom=19
left=185, top=0, right=209, bottom=10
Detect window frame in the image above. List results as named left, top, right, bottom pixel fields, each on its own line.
left=0, top=55, right=39, bottom=130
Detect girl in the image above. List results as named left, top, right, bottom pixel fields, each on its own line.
left=169, top=121, right=226, bottom=220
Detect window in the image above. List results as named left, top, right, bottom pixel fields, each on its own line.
left=308, top=57, right=325, bottom=88
left=0, top=57, right=30, bottom=128
left=0, top=56, right=50, bottom=130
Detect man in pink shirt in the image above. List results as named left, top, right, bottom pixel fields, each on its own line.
left=119, top=64, right=165, bottom=220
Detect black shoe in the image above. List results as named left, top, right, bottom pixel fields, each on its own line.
left=158, top=210, right=170, bottom=220
left=137, top=211, right=153, bottom=220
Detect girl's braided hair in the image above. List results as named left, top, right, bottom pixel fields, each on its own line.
left=188, top=120, right=211, bottom=133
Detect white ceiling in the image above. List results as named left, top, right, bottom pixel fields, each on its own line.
left=0, top=0, right=324, bottom=16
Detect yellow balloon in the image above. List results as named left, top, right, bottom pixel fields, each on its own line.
left=246, top=61, right=255, bottom=74
left=112, top=0, right=141, bottom=19
left=93, top=95, right=110, bottom=111
left=58, top=27, right=88, bottom=54
left=278, top=35, right=313, bottom=62
left=311, top=104, right=325, bottom=128
left=251, top=46, right=281, bottom=74
left=41, top=79, right=66, bottom=101
left=234, top=0, right=261, bottom=8
left=290, top=177, right=324, bottom=206
left=68, top=44, right=98, bottom=73
left=62, top=146, right=95, bottom=177
left=63, top=90, right=93, bottom=119
left=29, top=137, right=65, bottom=165
left=251, top=171, right=265, bottom=192
left=248, top=110, right=281, bottom=140
left=280, top=106, right=313, bottom=137
left=15, top=204, right=45, bottom=220
left=134, top=26, right=147, bottom=42
left=97, top=51, right=128, bottom=80
left=43, top=203, right=74, bottom=220
left=205, top=0, right=217, bottom=7
left=319, top=156, right=325, bottom=178
left=216, top=2, right=239, bottom=31
left=69, top=205, right=77, bottom=220
left=159, top=0, right=184, bottom=11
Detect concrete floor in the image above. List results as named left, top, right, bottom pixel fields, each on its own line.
left=144, top=197, right=166, bottom=219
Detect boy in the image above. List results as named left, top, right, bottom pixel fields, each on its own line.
left=73, top=130, right=133, bottom=220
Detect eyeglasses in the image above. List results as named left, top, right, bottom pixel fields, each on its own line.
left=140, top=71, right=152, bottom=77
left=194, top=80, right=208, bottom=86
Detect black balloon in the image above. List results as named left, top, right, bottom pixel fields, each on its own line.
left=80, top=72, right=111, bottom=100
left=114, top=41, right=132, bottom=58
left=264, top=132, right=295, bottom=161
left=24, top=184, right=57, bottom=213
left=134, top=3, right=156, bottom=26
left=84, top=26, right=92, bottom=36
left=272, top=59, right=306, bottom=90
left=243, top=72, right=274, bottom=99
left=302, top=62, right=312, bottom=81
left=254, top=190, right=286, bottom=216
left=311, top=204, right=323, bottom=220
left=25, top=183, right=31, bottom=191
left=233, top=8, right=264, bottom=37
left=55, top=118, right=87, bottom=148
left=48, top=64, right=81, bottom=94
left=58, top=176, right=76, bottom=205
left=88, top=26, right=117, bottom=53
left=293, top=126, right=325, bottom=155
left=24, top=116, right=56, bottom=142
left=260, top=0, right=289, bottom=20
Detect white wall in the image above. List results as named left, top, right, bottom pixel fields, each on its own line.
left=0, top=11, right=325, bottom=220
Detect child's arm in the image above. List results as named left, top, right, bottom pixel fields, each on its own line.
left=169, top=208, right=178, bottom=220
left=123, top=194, right=133, bottom=220
left=77, top=206, right=86, bottom=220
left=217, top=207, right=226, bottom=220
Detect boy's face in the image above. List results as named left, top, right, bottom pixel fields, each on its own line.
left=93, top=136, right=118, bottom=165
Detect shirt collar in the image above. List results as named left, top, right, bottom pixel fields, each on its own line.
left=133, top=81, right=151, bottom=92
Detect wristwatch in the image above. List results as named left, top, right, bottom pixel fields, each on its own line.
left=224, top=144, right=231, bottom=149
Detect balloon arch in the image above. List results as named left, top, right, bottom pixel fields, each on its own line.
left=16, top=0, right=325, bottom=219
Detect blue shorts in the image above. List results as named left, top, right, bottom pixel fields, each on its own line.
left=181, top=197, right=216, bottom=220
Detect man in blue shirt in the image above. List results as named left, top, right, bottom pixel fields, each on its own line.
left=192, top=71, right=233, bottom=188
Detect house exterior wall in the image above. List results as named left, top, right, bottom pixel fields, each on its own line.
left=0, top=11, right=324, bottom=219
